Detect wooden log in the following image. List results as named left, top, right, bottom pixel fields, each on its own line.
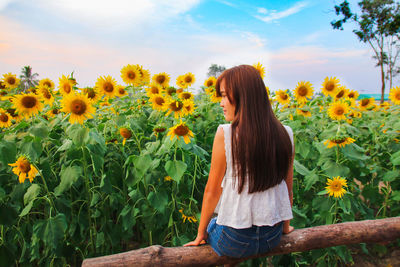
left=82, top=217, right=400, bottom=267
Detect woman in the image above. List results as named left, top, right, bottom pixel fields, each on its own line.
left=184, top=65, right=294, bottom=260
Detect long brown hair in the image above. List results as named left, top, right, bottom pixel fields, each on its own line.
left=216, top=65, right=293, bottom=194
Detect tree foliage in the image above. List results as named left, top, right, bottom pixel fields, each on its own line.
left=207, top=64, right=226, bottom=78
left=19, top=66, right=39, bottom=91
left=331, top=0, right=400, bottom=103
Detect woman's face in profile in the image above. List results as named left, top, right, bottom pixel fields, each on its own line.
left=219, top=80, right=235, bottom=122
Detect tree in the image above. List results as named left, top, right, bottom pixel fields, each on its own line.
left=331, top=0, right=400, bottom=103
left=207, top=64, right=226, bottom=78
left=19, top=66, right=39, bottom=91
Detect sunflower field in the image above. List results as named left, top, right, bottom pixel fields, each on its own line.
left=0, top=64, right=400, bottom=266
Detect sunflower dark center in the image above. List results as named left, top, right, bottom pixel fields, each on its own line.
left=326, top=82, right=335, bottom=91
left=52, top=108, right=60, bottom=114
left=348, top=92, right=355, bottom=98
left=280, top=94, right=288, bottom=100
left=361, top=99, right=370, bottom=106
left=6, top=108, right=16, bottom=117
left=128, top=71, right=136, bottom=80
left=174, top=125, right=189, bottom=136
left=44, top=81, right=52, bottom=87
left=7, top=77, right=16, bottom=85
left=333, top=138, right=346, bottom=144
left=71, top=99, right=87, bottom=115
left=43, top=90, right=51, bottom=99
left=119, top=88, right=125, bottom=95
left=21, top=96, right=37, bottom=108
left=0, top=82, right=5, bottom=89
left=156, top=75, right=166, bottom=84
left=0, top=91, right=7, bottom=96
left=120, top=128, right=132, bottom=138
left=336, top=90, right=345, bottom=98
left=184, top=76, right=192, bottom=83
left=395, top=92, right=400, bottom=100
left=335, top=107, right=344, bottom=115
left=155, top=96, right=165, bottom=105
left=207, top=80, right=214, bottom=87
left=87, top=90, right=96, bottom=99
left=0, top=113, right=8, bottom=122
left=103, top=82, right=114, bottom=93
left=154, top=127, right=166, bottom=133
left=166, top=87, right=176, bottom=95
left=181, top=92, right=191, bottom=99
left=332, top=183, right=341, bottom=190
left=64, top=84, right=71, bottom=93
left=170, top=101, right=183, bottom=111
left=298, top=86, right=308, bottom=96
left=19, top=159, right=31, bottom=173
left=151, top=86, right=159, bottom=94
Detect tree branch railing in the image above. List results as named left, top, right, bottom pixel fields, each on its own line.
left=82, top=217, right=400, bottom=267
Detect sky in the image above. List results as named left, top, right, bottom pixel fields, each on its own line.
left=0, top=0, right=385, bottom=94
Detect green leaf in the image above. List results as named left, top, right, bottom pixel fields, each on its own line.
left=296, top=142, right=311, bottom=159
left=0, top=141, right=17, bottom=165
left=304, top=171, right=319, bottom=191
left=19, top=201, right=34, bottom=217
left=57, top=139, right=73, bottom=152
left=54, top=165, right=82, bottom=196
left=133, top=155, right=152, bottom=178
left=20, top=137, right=42, bottom=161
left=342, top=144, right=368, bottom=161
left=67, top=124, right=89, bottom=146
left=148, top=190, right=168, bottom=213
left=322, top=161, right=350, bottom=177
left=390, top=151, right=400, bottom=166
left=33, top=213, right=68, bottom=248
left=383, top=170, right=399, bottom=182
left=24, top=183, right=41, bottom=205
left=31, top=123, right=49, bottom=138
left=391, top=190, right=400, bottom=201
left=96, top=232, right=105, bottom=249
left=120, top=206, right=139, bottom=231
left=165, top=160, right=187, bottom=182
left=0, top=203, right=18, bottom=226
left=294, top=160, right=310, bottom=176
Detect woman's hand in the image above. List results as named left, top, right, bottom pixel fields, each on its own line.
left=183, top=232, right=208, bottom=247
left=283, top=225, right=294, bottom=234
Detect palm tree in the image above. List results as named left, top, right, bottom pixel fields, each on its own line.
left=19, top=66, right=39, bottom=91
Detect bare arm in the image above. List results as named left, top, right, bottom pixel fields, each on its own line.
left=184, top=126, right=226, bottom=246
left=283, top=147, right=295, bottom=234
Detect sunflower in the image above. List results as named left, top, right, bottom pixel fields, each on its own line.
left=167, top=121, right=194, bottom=144
left=6, top=108, right=23, bottom=123
left=149, top=94, right=167, bottom=111
left=334, top=86, right=348, bottom=101
left=152, top=72, right=170, bottom=88
left=165, top=99, right=185, bottom=118
left=116, top=85, right=128, bottom=97
left=119, top=127, right=132, bottom=146
left=183, top=99, right=196, bottom=115
left=348, top=110, right=362, bottom=119
left=389, top=86, right=400, bottom=105
left=96, top=75, right=117, bottom=98
left=296, top=108, right=311, bottom=117
left=153, top=126, right=166, bottom=134
left=177, top=73, right=195, bottom=89
left=9, top=155, right=38, bottom=183
left=164, top=176, right=173, bottom=182
left=204, top=76, right=216, bottom=88
left=323, top=137, right=355, bottom=148
left=253, top=62, right=266, bottom=79
left=0, top=81, right=5, bottom=90
left=275, top=90, right=291, bottom=106
left=46, top=107, right=60, bottom=118
left=39, top=78, right=55, bottom=90
left=0, top=108, right=12, bottom=128
left=58, top=75, right=75, bottom=96
left=38, top=85, right=54, bottom=106
left=179, top=91, right=194, bottom=101
left=358, top=98, right=374, bottom=111
left=165, top=86, right=177, bottom=96
left=179, top=209, right=198, bottom=223
left=347, top=90, right=359, bottom=100
left=121, top=64, right=141, bottom=86
left=2, top=73, right=20, bottom=89
left=12, top=93, right=43, bottom=119
left=146, top=83, right=163, bottom=97
left=60, top=93, right=96, bottom=124
left=82, top=87, right=101, bottom=103
left=294, top=81, right=313, bottom=103
left=139, top=68, right=151, bottom=85
left=328, top=101, right=349, bottom=120
left=210, top=90, right=222, bottom=103
left=321, top=77, right=340, bottom=97
left=325, top=176, right=348, bottom=198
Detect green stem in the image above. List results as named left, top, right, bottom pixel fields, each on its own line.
left=35, top=165, right=58, bottom=214
left=82, top=147, right=96, bottom=254
left=188, top=156, right=198, bottom=211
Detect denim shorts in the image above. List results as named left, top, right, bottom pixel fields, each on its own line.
left=206, top=217, right=283, bottom=258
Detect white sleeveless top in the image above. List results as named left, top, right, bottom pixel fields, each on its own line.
left=214, top=123, right=294, bottom=229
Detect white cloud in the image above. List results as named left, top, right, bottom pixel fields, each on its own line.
left=31, top=0, right=201, bottom=29
left=255, top=1, right=309, bottom=23
left=216, top=0, right=237, bottom=8
left=257, top=7, right=268, bottom=14
left=0, top=0, right=13, bottom=10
